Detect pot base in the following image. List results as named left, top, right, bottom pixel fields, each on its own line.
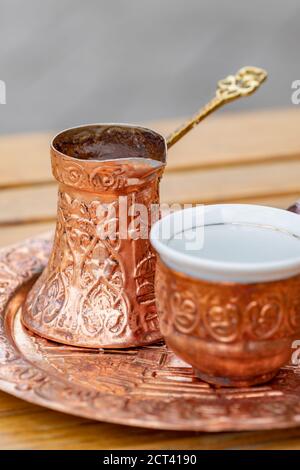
left=195, top=369, right=278, bottom=388
left=21, top=314, right=163, bottom=349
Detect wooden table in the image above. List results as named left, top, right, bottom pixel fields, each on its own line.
left=1, top=108, right=300, bottom=450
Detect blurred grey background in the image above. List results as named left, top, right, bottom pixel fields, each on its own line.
left=0, top=0, right=299, bottom=134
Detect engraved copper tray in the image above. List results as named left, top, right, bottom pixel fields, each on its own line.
left=1, top=234, right=300, bottom=432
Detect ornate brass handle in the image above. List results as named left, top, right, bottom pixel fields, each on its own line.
left=167, top=66, right=268, bottom=149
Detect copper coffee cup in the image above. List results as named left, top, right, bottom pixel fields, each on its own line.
left=22, top=124, right=166, bottom=348
left=151, top=204, right=300, bottom=387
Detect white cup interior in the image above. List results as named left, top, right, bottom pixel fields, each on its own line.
left=150, top=204, right=300, bottom=283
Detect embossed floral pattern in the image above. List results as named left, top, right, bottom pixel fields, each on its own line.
left=90, top=167, right=126, bottom=191
left=203, top=302, right=240, bottom=343
left=171, top=291, right=199, bottom=335
left=156, top=259, right=300, bottom=344
left=51, top=154, right=163, bottom=193
left=246, top=300, right=283, bottom=339
left=23, top=182, right=162, bottom=347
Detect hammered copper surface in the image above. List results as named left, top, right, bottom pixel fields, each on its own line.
left=22, top=124, right=166, bottom=349
left=155, top=258, right=300, bottom=387
left=3, top=234, right=300, bottom=431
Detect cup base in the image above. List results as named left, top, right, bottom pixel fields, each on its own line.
left=195, top=369, right=278, bottom=388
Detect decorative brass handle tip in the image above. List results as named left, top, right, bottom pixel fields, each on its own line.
left=167, top=66, right=268, bottom=149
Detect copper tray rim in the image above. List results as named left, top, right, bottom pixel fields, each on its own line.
left=1, top=233, right=300, bottom=432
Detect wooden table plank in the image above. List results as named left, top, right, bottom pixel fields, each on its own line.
left=0, top=223, right=54, bottom=247
left=0, top=133, right=52, bottom=188
left=0, top=194, right=297, bottom=248
left=158, top=108, right=300, bottom=172
left=161, top=159, right=300, bottom=205
left=0, top=159, right=299, bottom=227
left=1, top=109, right=300, bottom=189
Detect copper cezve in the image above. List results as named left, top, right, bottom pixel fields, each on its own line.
left=22, top=124, right=166, bottom=348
